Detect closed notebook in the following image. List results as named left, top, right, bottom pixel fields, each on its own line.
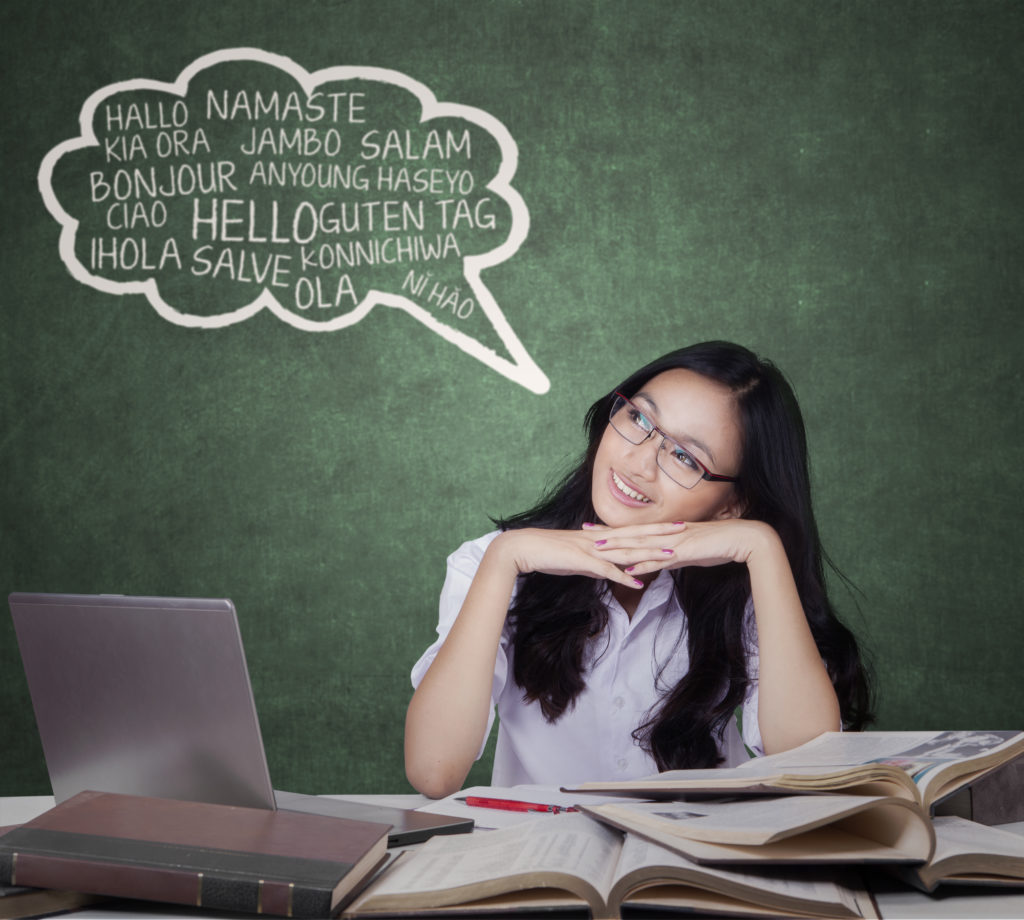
left=0, top=791, right=390, bottom=918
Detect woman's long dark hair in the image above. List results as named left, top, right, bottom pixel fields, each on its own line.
left=496, top=341, right=874, bottom=770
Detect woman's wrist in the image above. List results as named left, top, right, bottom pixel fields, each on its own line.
left=484, top=529, right=531, bottom=579
left=477, top=528, right=532, bottom=586
left=739, top=520, right=785, bottom=569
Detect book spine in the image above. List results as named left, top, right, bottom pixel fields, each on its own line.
left=0, top=851, right=330, bottom=917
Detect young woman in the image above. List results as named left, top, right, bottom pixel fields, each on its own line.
left=406, top=341, right=873, bottom=798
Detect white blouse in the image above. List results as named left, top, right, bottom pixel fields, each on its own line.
left=411, top=531, right=764, bottom=787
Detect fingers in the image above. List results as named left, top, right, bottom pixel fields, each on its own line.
left=515, top=524, right=692, bottom=589
left=593, top=545, right=678, bottom=567
left=602, top=565, right=648, bottom=591
left=580, top=522, right=688, bottom=580
left=605, top=519, right=756, bottom=571
left=573, top=536, right=660, bottom=588
left=621, top=559, right=672, bottom=578
left=588, top=522, right=686, bottom=556
left=569, top=547, right=648, bottom=589
left=583, top=521, right=687, bottom=540
left=510, top=528, right=649, bottom=588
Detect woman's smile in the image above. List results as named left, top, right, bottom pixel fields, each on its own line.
left=609, top=470, right=653, bottom=505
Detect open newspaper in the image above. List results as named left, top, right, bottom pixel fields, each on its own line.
left=578, top=792, right=935, bottom=865
left=342, top=814, right=878, bottom=919
left=567, top=730, right=1024, bottom=812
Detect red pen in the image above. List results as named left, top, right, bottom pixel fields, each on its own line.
left=462, top=796, right=578, bottom=814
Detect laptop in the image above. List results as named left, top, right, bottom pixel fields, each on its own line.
left=8, top=592, right=473, bottom=846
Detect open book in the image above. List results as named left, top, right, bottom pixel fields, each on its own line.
left=343, top=814, right=878, bottom=919
left=567, top=730, right=1024, bottom=812
left=890, top=815, right=1024, bottom=893
left=577, top=792, right=935, bottom=865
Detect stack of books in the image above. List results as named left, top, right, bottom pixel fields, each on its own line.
left=344, top=730, right=1024, bottom=919
left=0, top=790, right=391, bottom=919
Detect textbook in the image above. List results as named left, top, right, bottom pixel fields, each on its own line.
left=577, top=792, right=935, bottom=865
left=342, top=813, right=878, bottom=919
left=0, top=790, right=390, bottom=918
left=891, top=815, right=1024, bottom=893
left=567, top=729, right=1024, bottom=812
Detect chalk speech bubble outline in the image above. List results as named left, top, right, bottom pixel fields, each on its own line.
left=38, top=47, right=549, bottom=395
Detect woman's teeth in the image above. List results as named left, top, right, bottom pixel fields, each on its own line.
left=612, top=471, right=651, bottom=503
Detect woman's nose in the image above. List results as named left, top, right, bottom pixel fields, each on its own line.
left=626, top=434, right=661, bottom=479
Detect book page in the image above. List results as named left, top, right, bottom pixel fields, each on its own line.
left=363, top=814, right=622, bottom=904
left=741, top=731, right=1023, bottom=797
left=932, top=816, right=1024, bottom=862
left=735, top=732, right=942, bottom=770
left=613, top=833, right=867, bottom=916
left=573, top=736, right=946, bottom=785
left=587, top=802, right=933, bottom=865
left=595, top=795, right=893, bottom=845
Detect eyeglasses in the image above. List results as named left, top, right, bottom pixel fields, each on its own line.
left=608, top=392, right=739, bottom=490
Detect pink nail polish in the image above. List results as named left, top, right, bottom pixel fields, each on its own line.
left=662, top=548, right=674, bottom=555
left=625, top=565, right=636, bottom=573
left=594, top=539, right=607, bottom=546
left=582, top=522, right=595, bottom=528
left=633, top=578, right=644, bottom=588
left=672, top=521, right=686, bottom=526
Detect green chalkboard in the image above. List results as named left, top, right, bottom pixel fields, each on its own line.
left=2, top=0, right=1022, bottom=796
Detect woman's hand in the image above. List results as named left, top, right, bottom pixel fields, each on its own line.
left=491, top=523, right=691, bottom=590
left=588, top=518, right=779, bottom=576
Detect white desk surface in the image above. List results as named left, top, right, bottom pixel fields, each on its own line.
left=3, top=795, right=1024, bottom=919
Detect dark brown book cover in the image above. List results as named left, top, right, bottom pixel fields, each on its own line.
left=0, top=791, right=390, bottom=918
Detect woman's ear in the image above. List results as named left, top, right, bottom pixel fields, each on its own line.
left=713, top=492, right=746, bottom=521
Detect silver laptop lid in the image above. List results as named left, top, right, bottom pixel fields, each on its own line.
left=9, top=593, right=277, bottom=809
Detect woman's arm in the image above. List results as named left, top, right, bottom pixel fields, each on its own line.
left=405, top=526, right=680, bottom=798
left=594, top=520, right=840, bottom=755
left=404, top=538, right=519, bottom=798
left=740, top=524, right=841, bottom=753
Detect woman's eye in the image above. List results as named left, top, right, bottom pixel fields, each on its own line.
left=669, top=445, right=699, bottom=471
left=628, top=408, right=654, bottom=432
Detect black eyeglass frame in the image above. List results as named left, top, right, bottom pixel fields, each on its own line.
left=609, top=391, right=740, bottom=488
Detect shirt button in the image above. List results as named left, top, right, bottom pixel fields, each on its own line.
left=616, top=758, right=628, bottom=771
left=612, top=696, right=625, bottom=710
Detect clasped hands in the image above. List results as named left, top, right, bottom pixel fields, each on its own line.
left=494, top=519, right=777, bottom=591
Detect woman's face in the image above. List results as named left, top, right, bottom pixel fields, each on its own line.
left=591, top=368, right=744, bottom=527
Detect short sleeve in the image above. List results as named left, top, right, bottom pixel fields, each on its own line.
left=410, top=531, right=509, bottom=759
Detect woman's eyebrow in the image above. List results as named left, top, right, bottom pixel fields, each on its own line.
left=634, top=392, right=717, bottom=465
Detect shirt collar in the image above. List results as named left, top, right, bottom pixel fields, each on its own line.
left=602, top=568, right=677, bottom=627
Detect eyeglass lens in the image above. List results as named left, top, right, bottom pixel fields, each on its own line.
left=609, top=396, right=706, bottom=489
